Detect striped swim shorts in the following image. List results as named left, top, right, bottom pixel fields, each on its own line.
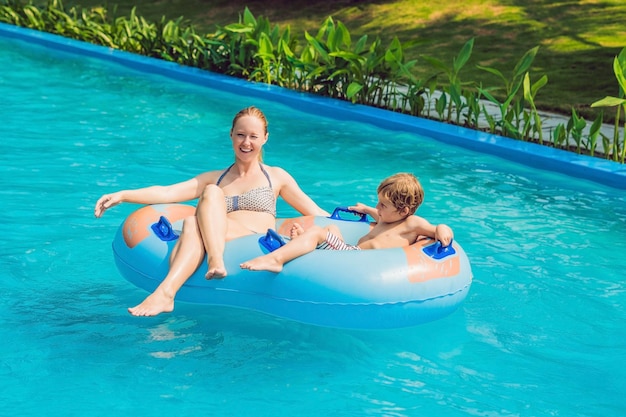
left=316, top=231, right=361, bottom=251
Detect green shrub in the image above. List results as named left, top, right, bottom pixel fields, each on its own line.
left=1, top=0, right=624, bottom=162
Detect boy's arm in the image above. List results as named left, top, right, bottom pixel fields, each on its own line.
left=434, top=224, right=454, bottom=247
left=413, top=217, right=454, bottom=246
left=348, top=203, right=379, bottom=222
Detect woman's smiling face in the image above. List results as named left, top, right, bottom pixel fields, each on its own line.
left=230, top=115, right=268, bottom=160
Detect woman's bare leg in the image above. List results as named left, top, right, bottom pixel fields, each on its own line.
left=240, top=225, right=329, bottom=273
left=196, top=184, right=229, bottom=279
left=128, top=216, right=205, bottom=316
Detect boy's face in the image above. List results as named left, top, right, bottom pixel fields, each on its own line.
left=375, top=193, right=409, bottom=223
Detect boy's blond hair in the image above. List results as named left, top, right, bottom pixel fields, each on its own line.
left=377, top=173, right=424, bottom=215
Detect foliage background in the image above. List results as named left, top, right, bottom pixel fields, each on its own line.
left=52, top=0, right=626, bottom=118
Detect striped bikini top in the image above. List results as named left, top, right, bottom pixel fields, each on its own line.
left=216, top=163, right=276, bottom=217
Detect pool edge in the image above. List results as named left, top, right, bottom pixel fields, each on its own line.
left=2, top=22, right=624, bottom=190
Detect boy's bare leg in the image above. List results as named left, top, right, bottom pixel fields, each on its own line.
left=240, top=225, right=328, bottom=273
left=290, top=223, right=305, bottom=239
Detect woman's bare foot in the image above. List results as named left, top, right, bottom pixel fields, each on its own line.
left=128, top=289, right=174, bottom=317
left=240, top=255, right=284, bottom=273
left=290, top=223, right=305, bottom=239
left=206, top=262, right=227, bottom=279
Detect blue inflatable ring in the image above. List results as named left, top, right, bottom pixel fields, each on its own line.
left=112, top=204, right=473, bottom=329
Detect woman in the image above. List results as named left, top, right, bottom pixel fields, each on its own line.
left=94, top=106, right=329, bottom=316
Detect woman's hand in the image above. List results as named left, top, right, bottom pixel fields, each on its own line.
left=94, top=191, right=124, bottom=218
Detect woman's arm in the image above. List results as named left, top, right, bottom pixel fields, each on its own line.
left=272, top=167, right=330, bottom=216
left=94, top=172, right=218, bottom=217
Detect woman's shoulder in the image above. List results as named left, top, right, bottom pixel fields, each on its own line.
left=194, top=168, right=228, bottom=184
left=262, top=164, right=292, bottom=181
left=261, top=163, right=283, bottom=172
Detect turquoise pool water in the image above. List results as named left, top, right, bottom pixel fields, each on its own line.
left=1, top=27, right=626, bottom=416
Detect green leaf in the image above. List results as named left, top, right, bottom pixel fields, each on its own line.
left=477, top=87, right=499, bottom=105
left=242, top=7, right=256, bottom=26
left=304, top=31, right=330, bottom=62
left=513, top=46, right=539, bottom=79
left=354, top=34, right=368, bottom=54
left=552, top=124, right=566, bottom=146
left=278, top=38, right=295, bottom=59
left=613, top=55, right=626, bottom=96
left=336, top=20, right=351, bottom=48
left=503, top=80, right=522, bottom=108
left=523, top=72, right=532, bottom=102
left=448, top=82, right=463, bottom=108
left=331, top=50, right=361, bottom=61
left=224, top=23, right=254, bottom=34
left=387, top=36, right=403, bottom=61
left=591, top=96, right=626, bottom=108
left=524, top=73, right=548, bottom=103
left=476, top=64, right=506, bottom=84
left=588, top=113, right=603, bottom=138
left=571, top=109, right=586, bottom=130
left=258, top=32, right=273, bottom=55
left=531, top=74, right=548, bottom=96
left=453, top=38, right=474, bottom=74
left=346, top=81, right=363, bottom=99
left=435, top=93, right=447, bottom=115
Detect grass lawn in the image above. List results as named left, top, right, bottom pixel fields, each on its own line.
left=59, top=0, right=626, bottom=118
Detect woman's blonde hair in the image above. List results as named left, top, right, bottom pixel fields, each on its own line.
left=231, top=106, right=268, bottom=162
left=377, top=173, right=424, bottom=215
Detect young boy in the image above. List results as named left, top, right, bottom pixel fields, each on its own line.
left=240, top=173, right=453, bottom=273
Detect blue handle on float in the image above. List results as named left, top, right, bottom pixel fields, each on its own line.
left=329, top=206, right=370, bottom=223
left=258, top=229, right=287, bottom=253
left=422, top=239, right=456, bottom=259
left=151, top=216, right=179, bottom=241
